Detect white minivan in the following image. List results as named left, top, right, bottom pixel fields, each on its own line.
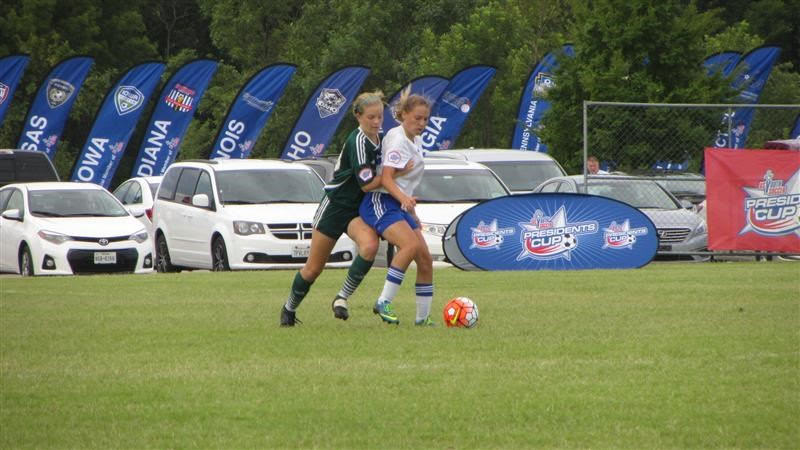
left=151, top=159, right=355, bottom=271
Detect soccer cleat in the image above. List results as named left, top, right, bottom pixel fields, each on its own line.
left=332, top=296, right=349, bottom=321
left=373, top=300, right=399, bottom=324
left=280, top=305, right=302, bottom=327
left=414, top=316, right=436, bottom=327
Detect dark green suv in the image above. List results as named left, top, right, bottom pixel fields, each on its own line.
left=0, top=149, right=60, bottom=187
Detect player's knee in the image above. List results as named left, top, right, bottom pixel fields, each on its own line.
left=300, top=265, right=323, bottom=281
left=356, top=236, right=379, bottom=259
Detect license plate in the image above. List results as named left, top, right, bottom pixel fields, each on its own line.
left=291, top=245, right=310, bottom=258
left=94, top=252, right=117, bottom=264
left=658, top=244, right=672, bottom=252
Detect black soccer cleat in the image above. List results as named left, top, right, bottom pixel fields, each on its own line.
left=332, top=296, right=349, bottom=320
left=280, top=305, right=301, bottom=327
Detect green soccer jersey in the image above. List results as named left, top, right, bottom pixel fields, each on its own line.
left=324, top=128, right=379, bottom=207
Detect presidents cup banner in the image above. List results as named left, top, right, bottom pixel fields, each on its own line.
left=209, top=63, right=296, bottom=159
left=71, top=61, right=165, bottom=188
left=704, top=148, right=800, bottom=252
left=0, top=55, right=30, bottom=126
left=17, top=56, right=93, bottom=158
left=131, top=59, right=218, bottom=176
left=421, top=65, right=496, bottom=151
left=443, top=193, right=658, bottom=271
left=382, top=75, right=449, bottom=133
left=280, top=65, right=369, bottom=160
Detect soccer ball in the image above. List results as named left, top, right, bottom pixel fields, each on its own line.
left=443, top=297, right=479, bottom=328
left=561, top=233, right=577, bottom=249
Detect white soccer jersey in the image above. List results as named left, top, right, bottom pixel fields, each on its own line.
left=377, top=125, right=425, bottom=196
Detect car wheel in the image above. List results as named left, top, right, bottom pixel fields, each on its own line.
left=211, top=236, right=230, bottom=271
left=19, top=245, right=34, bottom=276
left=156, top=234, right=179, bottom=273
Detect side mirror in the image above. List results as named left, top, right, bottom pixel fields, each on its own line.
left=192, top=193, right=210, bottom=208
left=129, top=206, right=146, bottom=218
left=1, top=209, right=22, bottom=221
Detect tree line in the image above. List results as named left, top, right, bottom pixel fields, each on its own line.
left=1, top=0, right=798, bottom=185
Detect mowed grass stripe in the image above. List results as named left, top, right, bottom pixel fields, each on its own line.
left=1, top=262, right=798, bottom=448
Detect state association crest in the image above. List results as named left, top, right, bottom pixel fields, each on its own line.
left=46, top=78, right=75, bottom=108
left=165, top=83, right=196, bottom=112
left=0, top=82, right=9, bottom=105
left=114, top=85, right=145, bottom=115
left=316, top=88, right=346, bottom=118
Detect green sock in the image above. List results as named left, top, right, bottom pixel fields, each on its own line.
left=285, top=272, right=312, bottom=311
left=337, top=255, right=374, bottom=299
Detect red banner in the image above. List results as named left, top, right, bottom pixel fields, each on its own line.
left=705, top=148, right=800, bottom=252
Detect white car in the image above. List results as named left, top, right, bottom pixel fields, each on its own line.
left=378, top=158, right=510, bottom=266
left=151, top=159, right=356, bottom=271
left=113, top=175, right=163, bottom=237
left=0, top=182, right=153, bottom=276
left=425, top=148, right=566, bottom=194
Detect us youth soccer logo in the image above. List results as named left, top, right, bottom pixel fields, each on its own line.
left=316, top=88, right=346, bottom=118
left=533, top=72, right=555, bottom=95
left=114, top=85, right=144, bottom=115
left=470, top=219, right=515, bottom=250
left=165, top=83, right=195, bottom=112
left=517, top=206, right=598, bottom=261
left=441, top=90, right=471, bottom=113
left=602, top=219, right=649, bottom=249
left=740, top=169, right=800, bottom=236
left=46, top=78, right=75, bottom=108
left=0, top=82, right=8, bottom=104
left=243, top=92, right=274, bottom=113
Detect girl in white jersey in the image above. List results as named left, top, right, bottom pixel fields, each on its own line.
left=359, top=88, right=434, bottom=325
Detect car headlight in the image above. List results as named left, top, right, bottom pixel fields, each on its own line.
left=420, top=222, right=447, bottom=237
left=695, top=219, right=707, bottom=234
left=234, top=221, right=265, bottom=235
left=129, top=229, right=149, bottom=243
left=38, top=229, right=73, bottom=244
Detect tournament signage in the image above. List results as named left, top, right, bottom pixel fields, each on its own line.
left=209, top=63, right=296, bottom=159
left=71, top=61, right=165, bottom=188
left=17, top=56, right=93, bottom=159
left=382, top=75, right=449, bottom=133
left=704, top=147, right=799, bottom=253
left=443, top=193, right=658, bottom=271
left=131, top=59, right=218, bottom=176
left=511, top=45, right=575, bottom=152
left=703, top=51, right=740, bottom=77
left=0, top=55, right=30, bottom=126
left=791, top=113, right=800, bottom=139
left=280, top=65, right=370, bottom=160
left=421, top=65, right=496, bottom=151
left=711, top=46, right=781, bottom=149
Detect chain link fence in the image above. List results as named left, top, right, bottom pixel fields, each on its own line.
left=580, top=101, right=800, bottom=260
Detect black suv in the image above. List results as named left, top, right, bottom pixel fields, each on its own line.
left=0, top=149, right=60, bottom=187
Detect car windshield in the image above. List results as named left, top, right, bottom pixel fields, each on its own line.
left=581, top=180, right=680, bottom=209
left=148, top=182, right=160, bottom=195
left=414, top=169, right=509, bottom=202
left=28, top=189, right=129, bottom=217
left=216, top=169, right=323, bottom=204
left=480, top=161, right=564, bottom=192
left=654, top=178, right=706, bottom=196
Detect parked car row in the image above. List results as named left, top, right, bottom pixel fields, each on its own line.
left=0, top=148, right=714, bottom=276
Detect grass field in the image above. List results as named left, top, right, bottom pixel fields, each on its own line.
left=1, top=262, right=798, bottom=448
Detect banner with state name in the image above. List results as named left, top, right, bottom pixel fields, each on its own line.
left=382, top=75, right=449, bottom=134
left=511, top=45, right=574, bottom=152
left=703, top=51, right=740, bottom=77
left=130, top=59, right=217, bottom=176
left=280, top=65, right=369, bottom=160
left=705, top=147, right=800, bottom=252
left=209, top=63, right=295, bottom=159
left=0, top=54, right=30, bottom=126
left=17, top=56, right=93, bottom=159
left=421, top=65, right=496, bottom=151
left=710, top=46, right=781, bottom=149
left=70, top=61, right=165, bottom=187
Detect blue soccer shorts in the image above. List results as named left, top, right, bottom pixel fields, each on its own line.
left=359, top=192, right=418, bottom=236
